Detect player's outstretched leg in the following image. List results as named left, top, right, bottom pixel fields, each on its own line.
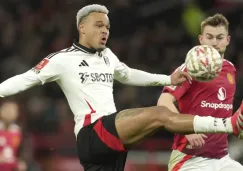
left=115, top=106, right=192, bottom=148
left=115, top=106, right=239, bottom=148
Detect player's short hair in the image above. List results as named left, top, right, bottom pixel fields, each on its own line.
left=76, top=4, right=109, bottom=29
left=201, top=13, right=229, bottom=33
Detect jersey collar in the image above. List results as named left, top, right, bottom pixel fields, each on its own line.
left=73, top=39, right=97, bottom=54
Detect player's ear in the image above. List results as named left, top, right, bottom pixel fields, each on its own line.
left=79, top=23, right=85, bottom=35
left=198, top=35, right=203, bottom=44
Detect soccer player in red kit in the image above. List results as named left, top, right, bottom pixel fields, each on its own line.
left=158, top=14, right=243, bottom=170
left=0, top=101, right=22, bottom=171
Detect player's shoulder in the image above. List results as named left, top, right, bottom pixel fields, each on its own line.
left=45, top=41, right=96, bottom=61
left=36, top=47, right=76, bottom=67
left=42, top=50, right=68, bottom=64
left=223, top=59, right=235, bottom=68
left=45, top=46, right=80, bottom=60
left=102, top=47, right=119, bottom=61
left=222, top=59, right=236, bottom=73
left=102, top=47, right=115, bottom=56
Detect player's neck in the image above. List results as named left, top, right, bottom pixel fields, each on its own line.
left=78, top=38, right=97, bottom=54
left=79, top=39, right=90, bottom=49
left=221, top=53, right=224, bottom=59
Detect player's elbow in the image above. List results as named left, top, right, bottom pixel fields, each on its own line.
left=157, top=93, right=175, bottom=106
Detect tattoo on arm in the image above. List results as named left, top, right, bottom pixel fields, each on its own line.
left=115, top=108, right=145, bottom=120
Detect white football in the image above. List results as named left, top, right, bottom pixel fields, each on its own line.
left=185, top=45, right=223, bottom=82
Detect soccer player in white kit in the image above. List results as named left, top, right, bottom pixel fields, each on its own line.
left=0, top=4, right=243, bottom=171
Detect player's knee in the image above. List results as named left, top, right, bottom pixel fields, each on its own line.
left=150, top=106, right=174, bottom=126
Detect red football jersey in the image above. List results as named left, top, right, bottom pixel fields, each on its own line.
left=163, top=59, right=236, bottom=158
left=0, top=122, right=22, bottom=171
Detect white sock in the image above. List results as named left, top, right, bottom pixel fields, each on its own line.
left=193, top=115, right=233, bottom=134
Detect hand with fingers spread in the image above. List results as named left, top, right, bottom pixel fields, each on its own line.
left=170, top=70, right=192, bottom=86
left=185, top=134, right=208, bottom=149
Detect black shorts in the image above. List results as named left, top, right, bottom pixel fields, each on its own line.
left=76, top=112, right=128, bottom=171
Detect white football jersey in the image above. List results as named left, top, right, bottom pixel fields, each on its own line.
left=0, top=40, right=171, bottom=137
left=30, top=41, right=130, bottom=136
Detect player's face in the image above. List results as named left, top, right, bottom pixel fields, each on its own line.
left=0, top=102, right=19, bottom=123
left=79, top=12, right=110, bottom=50
left=199, top=25, right=230, bottom=56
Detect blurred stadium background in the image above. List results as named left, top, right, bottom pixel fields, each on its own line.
left=0, top=0, right=243, bottom=170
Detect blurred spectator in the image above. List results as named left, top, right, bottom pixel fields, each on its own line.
left=0, top=101, right=22, bottom=171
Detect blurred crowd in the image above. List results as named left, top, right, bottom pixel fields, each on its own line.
left=0, top=0, right=243, bottom=170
